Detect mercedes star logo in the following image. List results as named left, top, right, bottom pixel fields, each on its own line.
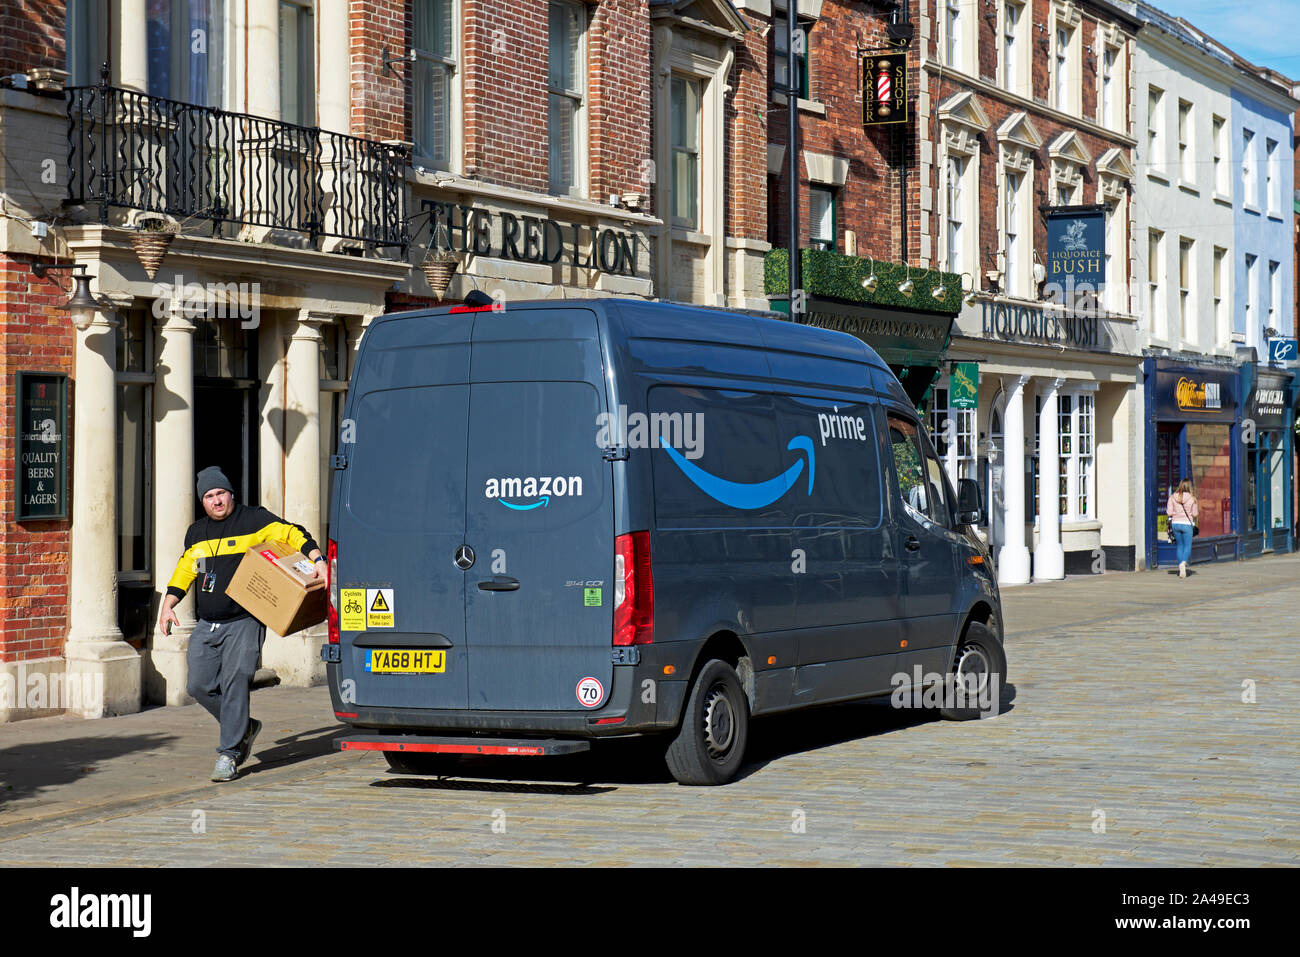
left=454, top=545, right=475, bottom=570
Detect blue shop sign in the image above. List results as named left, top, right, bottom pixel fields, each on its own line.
left=1153, top=363, right=1237, bottom=423
left=1046, top=209, right=1106, bottom=285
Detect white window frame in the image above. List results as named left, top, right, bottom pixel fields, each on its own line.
left=279, top=0, right=316, bottom=127
left=1245, top=253, right=1257, bottom=341
left=1177, top=99, right=1193, bottom=186
left=1097, top=148, right=1133, bottom=317
left=1146, top=85, right=1165, bottom=180
left=1000, top=0, right=1029, bottom=98
left=996, top=112, right=1041, bottom=299
left=938, top=92, right=987, bottom=286
left=1148, top=228, right=1164, bottom=337
left=1265, top=138, right=1279, bottom=216
left=412, top=0, right=462, bottom=173
left=942, top=0, right=976, bottom=74
left=1033, top=387, right=1096, bottom=522
left=547, top=0, right=588, bottom=198
left=1268, top=260, right=1279, bottom=332
left=1212, top=114, right=1227, bottom=198
left=1049, top=2, right=1082, bottom=116
left=1213, top=245, right=1228, bottom=344
left=1095, top=33, right=1124, bottom=133
left=929, top=383, right=978, bottom=489
left=1242, top=129, right=1257, bottom=210
left=1179, top=236, right=1194, bottom=344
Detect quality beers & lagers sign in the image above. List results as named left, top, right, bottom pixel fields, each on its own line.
left=16, top=372, right=67, bottom=520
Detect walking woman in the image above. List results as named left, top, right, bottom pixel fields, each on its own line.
left=1166, top=479, right=1199, bottom=579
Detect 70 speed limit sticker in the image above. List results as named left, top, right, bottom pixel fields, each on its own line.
left=575, top=676, right=605, bottom=708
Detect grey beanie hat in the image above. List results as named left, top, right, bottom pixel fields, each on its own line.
left=196, top=466, right=233, bottom=498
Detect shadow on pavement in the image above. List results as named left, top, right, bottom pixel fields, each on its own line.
left=347, top=686, right=1020, bottom=790
left=239, top=723, right=349, bottom=777
left=0, top=732, right=179, bottom=807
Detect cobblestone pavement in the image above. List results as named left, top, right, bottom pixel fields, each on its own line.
left=2, top=555, right=1298, bottom=866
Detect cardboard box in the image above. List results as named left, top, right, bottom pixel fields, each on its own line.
left=226, top=541, right=328, bottom=636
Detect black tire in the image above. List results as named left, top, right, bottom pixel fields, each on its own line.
left=383, top=750, right=458, bottom=775
left=664, top=659, right=750, bottom=786
left=940, top=622, right=1007, bottom=721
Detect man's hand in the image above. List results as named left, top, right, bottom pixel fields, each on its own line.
left=307, top=549, right=326, bottom=581
left=159, top=595, right=181, bottom=636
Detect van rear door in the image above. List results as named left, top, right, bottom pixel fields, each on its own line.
left=463, top=308, right=614, bottom=711
left=336, top=317, right=471, bottom=710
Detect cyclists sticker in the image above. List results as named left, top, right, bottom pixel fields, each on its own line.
left=340, top=589, right=366, bottom=631
left=576, top=676, right=605, bottom=708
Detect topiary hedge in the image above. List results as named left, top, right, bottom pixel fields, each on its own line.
left=764, top=247, right=963, bottom=315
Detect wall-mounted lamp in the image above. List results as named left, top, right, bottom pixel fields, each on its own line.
left=897, top=261, right=914, bottom=297
left=32, top=262, right=101, bottom=331
left=860, top=258, right=879, bottom=293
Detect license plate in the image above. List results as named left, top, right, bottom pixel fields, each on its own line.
left=366, top=649, right=446, bottom=674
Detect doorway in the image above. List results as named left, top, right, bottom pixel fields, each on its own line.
left=192, top=316, right=259, bottom=512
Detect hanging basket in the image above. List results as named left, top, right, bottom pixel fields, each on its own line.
left=129, top=229, right=175, bottom=280
left=420, top=253, right=459, bottom=300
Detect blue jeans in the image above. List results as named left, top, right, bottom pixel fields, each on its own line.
left=1171, top=523, right=1193, bottom=566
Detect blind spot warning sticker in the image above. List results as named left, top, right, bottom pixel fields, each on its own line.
left=366, top=588, right=395, bottom=628
left=576, top=676, right=605, bottom=708
left=340, top=589, right=366, bottom=631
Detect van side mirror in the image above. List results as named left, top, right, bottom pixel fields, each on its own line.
left=957, top=478, right=982, bottom=526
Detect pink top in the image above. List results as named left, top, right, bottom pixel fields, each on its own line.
left=1167, top=492, right=1199, bottom=526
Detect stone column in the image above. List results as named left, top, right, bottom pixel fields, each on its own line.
left=998, top=375, right=1032, bottom=585
left=146, top=305, right=198, bottom=706
left=1034, top=379, right=1066, bottom=580
left=116, top=0, right=149, bottom=92
left=261, top=310, right=327, bottom=687
left=246, top=0, right=282, bottom=119
left=65, top=298, right=141, bottom=718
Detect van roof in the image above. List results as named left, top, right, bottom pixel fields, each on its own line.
left=373, top=297, right=895, bottom=374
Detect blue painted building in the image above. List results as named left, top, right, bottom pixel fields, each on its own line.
left=1231, top=79, right=1297, bottom=557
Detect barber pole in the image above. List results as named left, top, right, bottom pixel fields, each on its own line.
left=876, top=61, right=892, bottom=117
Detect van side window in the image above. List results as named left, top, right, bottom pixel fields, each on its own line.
left=887, top=414, right=952, bottom=528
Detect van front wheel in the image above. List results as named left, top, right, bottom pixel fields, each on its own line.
left=939, top=622, right=1007, bottom=721
left=664, top=659, right=750, bottom=786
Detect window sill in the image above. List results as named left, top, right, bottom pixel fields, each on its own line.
left=1146, top=169, right=1170, bottom=185
left=771, top=92, right=826, bottom=116
left=1177, top=180, right=1199, bottom=196
left=1243, top=203, right=1261, bottom=216
left=1267, top=211, right=1284, bottom=223
left=1212, top=193, right=1232, bottom=207
left=671, top=227, right=713, bottom=246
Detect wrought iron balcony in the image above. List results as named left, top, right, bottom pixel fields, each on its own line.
left=66, top=83, right=408, bottom=253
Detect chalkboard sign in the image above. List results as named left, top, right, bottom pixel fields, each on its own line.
left=16, top=372, right=68, bottom=521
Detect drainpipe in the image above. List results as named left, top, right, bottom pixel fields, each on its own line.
left=787, top=0, right=801, bottom=316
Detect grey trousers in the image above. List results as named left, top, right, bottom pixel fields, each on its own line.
left=187, top=616, right=265, bottom=758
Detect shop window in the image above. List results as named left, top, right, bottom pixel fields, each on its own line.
left=1032, top=391, right=1095, bottom=522
left=670, top=75, right=701, bottom=229
left=809, top=186, right=836, bottom=252
left=279, top=0, right=315, bottom=126
left=413, top=0, right=458, bottom=169
left=548, top=0, right=587, bottom=197
left=929, top=386, right=977, bottom=488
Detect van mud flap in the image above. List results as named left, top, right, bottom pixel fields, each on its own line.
left=336, top=734, right=591, bottom=757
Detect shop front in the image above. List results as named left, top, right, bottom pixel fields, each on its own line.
left=1144, top=359, right=1242, bottom=567
left=1241, top=365, right=1295, bottom=555
left=943, top=297, right=1143, bottom=584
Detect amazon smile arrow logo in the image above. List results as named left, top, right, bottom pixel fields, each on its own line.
left=661, top=436, right=815, bottom=510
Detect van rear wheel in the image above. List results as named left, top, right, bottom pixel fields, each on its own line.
left=664, top=659, right=750, bottom=786
left=939, top=622, right=1007, bottom=721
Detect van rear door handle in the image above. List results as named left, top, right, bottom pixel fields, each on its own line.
left=477, top=577, right=520, bottom=592
left=904, top=536, right=921, bottom=553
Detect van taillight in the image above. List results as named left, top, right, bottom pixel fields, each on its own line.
left=613, top=531, right=653, bottom=646
left=327, top=539, right=339, bottom=645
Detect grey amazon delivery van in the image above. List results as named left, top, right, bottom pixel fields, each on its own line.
left=326, top=298, right=1006, bottom=785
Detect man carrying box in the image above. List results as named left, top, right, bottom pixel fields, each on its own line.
left=158, top=466, right=325, bottom=782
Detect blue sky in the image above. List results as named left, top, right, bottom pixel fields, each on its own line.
left=1151, top=0, right=1300, bottom=77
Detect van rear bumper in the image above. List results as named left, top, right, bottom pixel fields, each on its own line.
left=325, top=642, right=695, bottom=739
left=336, top=734, right=591, bottom=756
